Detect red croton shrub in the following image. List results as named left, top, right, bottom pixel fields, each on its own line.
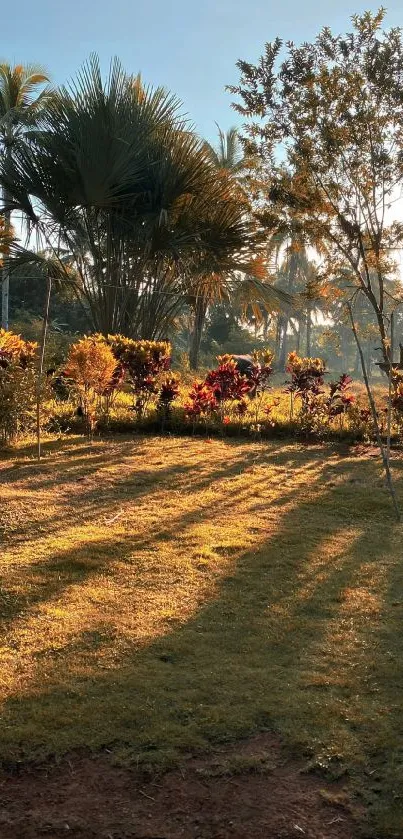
left=285, top=352, right=327, bottom=433
left=286, top=352, right=326, bottom=402
left=326, top=374, right=355, bottom=420
left=285, top=353, right=356, bottom=436
left=204, top=355, right=251, bottom=420
left=245, top=350, right=274, bottom=396
left=185, top=355, right=251, bottom=425
left=185, top=353, right=273, bottom=428
left=108, top=336, right=171, bottom=419
left=184, top=382, right=219, bottom=420
left=157, top=374, right=181, bottom=426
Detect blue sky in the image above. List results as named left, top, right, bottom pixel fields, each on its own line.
left=2, top=0, right=402, bottom=142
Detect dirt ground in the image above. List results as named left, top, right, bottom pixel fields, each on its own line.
left=0, top=734, right=359, bottom=839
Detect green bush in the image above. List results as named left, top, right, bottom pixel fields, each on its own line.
left=0, top=329, right=38, bottom=443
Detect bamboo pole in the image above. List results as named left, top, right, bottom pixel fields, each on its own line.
left=36, top=274, right=52, bottom=462
left=347, top=304, right=400, bottom=521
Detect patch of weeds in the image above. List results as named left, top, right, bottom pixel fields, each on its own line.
left=197, top=753, right=280, bottom=778
left=304, top=755, right=348, bottom=782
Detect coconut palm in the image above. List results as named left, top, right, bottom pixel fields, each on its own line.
left=0, top=63, right=51, bottom=328
left=266, top=216, right=327, bottom=366
left=203, top=124, right=245, bottom=172
left=189, top=125, right=246, bottom=368
left=187, top=124, right=288, bottom=369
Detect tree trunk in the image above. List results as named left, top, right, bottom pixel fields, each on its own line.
left=1, top=199, right=11, bottom=330
left=279, top=251, right=298, bottom=368
left=275, top=316, right=282, bottom=359
left=189, top=297, right=208, bottom=370
left=347, top=303, right=400, bottom=521
left=36, top=274, right=52, bottom=461
left=306, top=306, right=312, bottom=357
left=296, top=317, right=301, bottom=353
left=366, top=340, right=372, bottom=382
left=362, top=284, right=389, bottom=366
left=278, top=318, right=288, bottom=369
left=353, top=348, right=360, bottom=377
left=262, top=310, right=270, bottom=342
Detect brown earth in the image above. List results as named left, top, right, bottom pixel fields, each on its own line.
left=0, top=734, right=360, bottom=839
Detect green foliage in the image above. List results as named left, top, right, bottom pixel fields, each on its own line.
left=1, top=57, right=266, bottom=341
left=9, top=261, right=90, bottom=336
left=109, top=336, right=172, bottom=418
left=0, top=329, right=38, bottom=442
left=230, top=10, right=403, bottom=364
left=64, top=336, right=119, bottom=437
left=157, top=374, right=181, bottom=426
left=10, top=313, right=75, bottom=370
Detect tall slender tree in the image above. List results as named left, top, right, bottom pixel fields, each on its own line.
left=188, top=124, right=287, bottom=369
left=229, top=10, right=403, bottom=366
left=0, top=63, right=51, bottom=328
left=189, top=125, right=245, bottom=370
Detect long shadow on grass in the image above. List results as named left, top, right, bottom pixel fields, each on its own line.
left=0, top=540, right=116, bottom=626
left=0, top=439, right=326, bottom=550
left=0, top=444, right=324, bottom=629
left=0, top=437, right=155, bottom=486
left=1, top=448, right=401, bottom=831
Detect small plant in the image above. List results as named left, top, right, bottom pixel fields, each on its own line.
left=245, top=348, right=274, bottom=425
left=0, top=329, right=38, bottom=443
left=326, top=374, right=355, bottom=430
left=204, top=354, right=251, bottom=424
left=157, top=374, right=181, bottom=429
left=184, top=382, right=218, bottom=427
left=285, top=352, right=327, bottom=435
left=64, top=336, right=119, bottom=438
left=0, top=329, right=37, bottom=368
left=109, top=336, right=171, bottom=419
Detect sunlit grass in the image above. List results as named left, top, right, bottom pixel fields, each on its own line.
left=0, top=434, right=402, bottom=836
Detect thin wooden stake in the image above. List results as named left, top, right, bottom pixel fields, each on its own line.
left=36, top=274, right=52, bottom=462
left=386, top=312, right=394, bottom=465
left=347, top=304, right=400, bottom=522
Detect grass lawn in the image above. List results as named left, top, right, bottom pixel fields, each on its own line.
left=1, top=434, right=403, bottom=836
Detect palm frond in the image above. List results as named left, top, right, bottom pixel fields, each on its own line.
left=0, top=55, right=287, bottom=337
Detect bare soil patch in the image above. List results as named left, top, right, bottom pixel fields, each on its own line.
left=0, top=734, right=358, bottom=839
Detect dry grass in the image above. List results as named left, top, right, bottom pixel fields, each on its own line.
left=1, top=434, right=403, bottom=836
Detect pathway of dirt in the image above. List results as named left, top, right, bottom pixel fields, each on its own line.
left=0, top=734, right=360, bottom=838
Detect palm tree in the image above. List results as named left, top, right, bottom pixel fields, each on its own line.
left=203, top=124, right=244, bottom=172
left=267, top=216, right=327, bottom=366
left=187, top=124, right=288, bottom=369
left=1, top=58, right=273, bottom=343
left=0, top=63, right=51, bottom=328
left=188, top=267, right=287, bottom=369
left=189, top=125, right=244, bottom=368
left=275, top=247, right=318, bottom=364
